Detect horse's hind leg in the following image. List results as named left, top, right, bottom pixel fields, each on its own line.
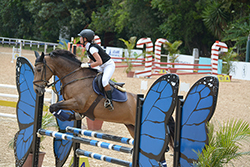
left=125, top=124, right=135, bottom=138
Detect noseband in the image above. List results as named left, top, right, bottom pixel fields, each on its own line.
left=33, top=60, right=54, bottom=89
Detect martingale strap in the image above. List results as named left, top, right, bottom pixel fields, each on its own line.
left=84, top=95, right=103, bottom=120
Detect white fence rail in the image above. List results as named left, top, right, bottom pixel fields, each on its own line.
left=0, top=84, right=54, bottom=103
left=0, top=113, right=16, bottom=118
left=0, top=37, right=58, bottom=54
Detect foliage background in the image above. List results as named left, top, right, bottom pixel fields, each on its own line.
left=0, top=0, right=249, bottom=58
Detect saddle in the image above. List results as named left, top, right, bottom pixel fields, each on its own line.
left=92, top=73, right=127, bottom=102
left=83, top=73, right=128, bottom=120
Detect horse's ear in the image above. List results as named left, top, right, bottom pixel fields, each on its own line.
left=40, top=52, right=45, bottom=60
left=35, top=52, right=45, bottom=64
left=34, top=51, right=40, bottom=58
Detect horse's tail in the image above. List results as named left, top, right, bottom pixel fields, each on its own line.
left=168, top=115, right=175, bottom=149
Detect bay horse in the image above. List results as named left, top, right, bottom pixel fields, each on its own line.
left=33, top=49, right=175, bottom=146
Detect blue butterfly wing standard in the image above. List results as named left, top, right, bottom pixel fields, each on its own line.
left=138, top=74, right=179, bottom=166
left=179, top=76, right=219, bottom=166
left=53, top=76, right=75, bottom=167
left=14, top=57, right=36, bottom=166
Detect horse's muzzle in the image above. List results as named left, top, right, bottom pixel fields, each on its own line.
left=34, top=87, right=45, bottom=96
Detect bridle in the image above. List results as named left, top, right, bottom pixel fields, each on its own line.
left=33, top=60, right=53, bottom=89
left=33, top=58, right=95, bottom=95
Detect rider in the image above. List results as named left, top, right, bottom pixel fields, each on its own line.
left=78, top=29, right=115, bottom=111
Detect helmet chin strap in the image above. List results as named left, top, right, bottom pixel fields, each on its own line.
left=82, top=40, right=88, bottom=47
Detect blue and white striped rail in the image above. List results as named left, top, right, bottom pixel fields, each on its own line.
left=76, top=149, right=132, bottom=167
left=66, top=126, right=134, bottom=145
left=38, top=129, right=133, bottom=154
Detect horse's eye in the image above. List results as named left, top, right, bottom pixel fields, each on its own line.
left=37, top=68, right=42, bottom=72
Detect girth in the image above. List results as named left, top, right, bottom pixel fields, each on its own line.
left=83, top=95, right=103, bottom=121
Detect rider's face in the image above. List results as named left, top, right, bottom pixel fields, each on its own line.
left=80, top=36, right=84, bottom=44
left=80, top=37, right=88, bottom=46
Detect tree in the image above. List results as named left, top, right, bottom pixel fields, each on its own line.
left=202, top=1, right=229, bottom=40
left=203, top=0, right=250, bottom=59
left=151, top=0, right=216, bottom=56
left=90, top=0, right=164, bottom=47
left=28, top=0, right=72, bottom=42
left=222, top=16, right=250, bottom=58
left=0, top=0, right=34, bottom=39
left=0, top=0, right=111, bottom=42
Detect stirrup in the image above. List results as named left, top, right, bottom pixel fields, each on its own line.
left=104, top=99, right=114, bottom=111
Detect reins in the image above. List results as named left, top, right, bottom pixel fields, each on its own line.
left=60, top=75, right=96, bottom=92
left=46, top=67, right=82, bottom=88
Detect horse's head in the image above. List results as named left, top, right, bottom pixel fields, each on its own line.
left=33, top=51, right=54, bottom=96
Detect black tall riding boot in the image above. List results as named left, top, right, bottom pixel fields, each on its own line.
left=104, top=90, right=114, bottom=111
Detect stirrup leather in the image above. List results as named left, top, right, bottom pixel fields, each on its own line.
left=104, top=99, right=114, bottom=111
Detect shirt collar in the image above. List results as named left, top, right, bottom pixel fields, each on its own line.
left=85, top=42, right=91, bottom=50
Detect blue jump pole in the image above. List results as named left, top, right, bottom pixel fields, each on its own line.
left=66, top=126, right=134, bottom=145
left=76, top=149, right=132, bottom=167
left=38, top=129, right=133, bottom=154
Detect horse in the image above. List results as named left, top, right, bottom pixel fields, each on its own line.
left=32, top=49, right=175, bottom=147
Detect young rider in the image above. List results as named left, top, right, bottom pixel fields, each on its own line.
left=78, top=29, right=115, bottom=111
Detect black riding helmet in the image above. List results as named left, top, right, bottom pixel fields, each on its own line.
left=78, top=29, right=95, bottom=42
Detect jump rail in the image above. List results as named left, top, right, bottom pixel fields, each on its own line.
left=66, top=126, right=134, bottom=145
left=38, top=129, right=133, bottom=154
left=76, top=149, right=132, bottom=167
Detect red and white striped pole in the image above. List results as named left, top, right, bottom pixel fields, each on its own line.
left=211, top=41, right=228, bottom=75
left=135, top=38, right=153, bottom=78
left=154, top=38, right=168, bottom=73
left=94, top=35, right=101, bottom=46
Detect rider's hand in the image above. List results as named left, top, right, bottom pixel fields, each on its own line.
left=81, top=63, right=90, bottom=68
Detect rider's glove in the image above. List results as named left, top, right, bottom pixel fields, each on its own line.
left=81, top=63, right=90, bottom=68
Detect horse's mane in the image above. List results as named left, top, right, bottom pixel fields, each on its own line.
left=49, top=49, right=98, bottom=73
left=49, top=49, right=82, bottom=65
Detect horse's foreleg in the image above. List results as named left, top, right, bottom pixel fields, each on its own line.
left=125, top=124, right=135, bottom=138
left=49, top=98, right=81, bottom=121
